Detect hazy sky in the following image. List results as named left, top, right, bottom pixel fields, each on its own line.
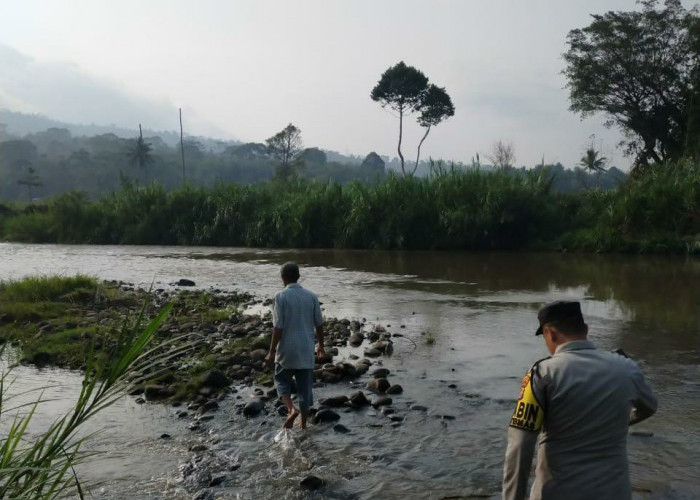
left=1, top=1, right=693, bottom=168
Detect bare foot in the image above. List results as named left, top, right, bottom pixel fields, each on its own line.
left=283, top=408, right=299, bottom=429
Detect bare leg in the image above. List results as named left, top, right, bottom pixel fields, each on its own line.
left=281, top=395, right=299, bottom=429
left=300, top=410, right=309, bottom=430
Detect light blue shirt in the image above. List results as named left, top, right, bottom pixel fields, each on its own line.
left=273, top=283, right=324, bottom=369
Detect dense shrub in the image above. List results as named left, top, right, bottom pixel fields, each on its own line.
left=1, top=160, right=698, bottom=253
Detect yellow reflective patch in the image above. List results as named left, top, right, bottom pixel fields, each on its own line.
left=509, top=372, right=544, bottom=432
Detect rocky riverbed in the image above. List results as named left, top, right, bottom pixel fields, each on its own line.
left=2, top=277, right=466, bottom=498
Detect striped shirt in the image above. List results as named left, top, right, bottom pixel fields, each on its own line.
left=273, top=283, right=324, bottom=369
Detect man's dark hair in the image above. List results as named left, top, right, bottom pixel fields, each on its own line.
left=281, top=262, right=300, bottom=283
left=549, top=317, right=588, bottom=337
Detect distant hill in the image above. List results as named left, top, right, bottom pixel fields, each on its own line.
left=0, top=109, right=240, bottom=150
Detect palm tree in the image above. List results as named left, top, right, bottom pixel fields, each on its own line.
left=128, top=124, right=154, bottom=182
left=579, top=148, right=607, bottom=173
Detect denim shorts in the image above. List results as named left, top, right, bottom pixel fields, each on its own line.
left=274, top=364, right=314, bottom=411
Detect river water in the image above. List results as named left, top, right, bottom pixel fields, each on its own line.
left=0, top=243, right=698, bottom=499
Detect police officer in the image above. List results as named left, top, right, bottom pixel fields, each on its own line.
left=502, top=301, right=657, bottom=500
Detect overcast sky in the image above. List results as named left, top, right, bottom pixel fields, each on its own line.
left=1, top=0, right=694, bottom=169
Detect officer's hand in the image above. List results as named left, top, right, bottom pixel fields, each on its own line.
left=264, top=349, right=275, bottom=367
left=316, top=345, right=326, bottom=358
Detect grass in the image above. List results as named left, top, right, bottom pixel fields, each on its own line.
left=0, top=276, right=139, bottom=368
left=0, top=290, right=173, bottom=499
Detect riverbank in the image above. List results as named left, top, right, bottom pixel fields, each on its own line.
left=1, top=159, right=698, bottom=254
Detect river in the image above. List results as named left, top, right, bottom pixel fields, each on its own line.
left=0, top=243, right=698, bottom=499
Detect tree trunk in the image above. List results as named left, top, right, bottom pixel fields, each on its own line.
left=397, top=105, right=405, bottom=175
left=413, top=126, right=431, bottom=176
left=179, top=108, right=186, bottom=186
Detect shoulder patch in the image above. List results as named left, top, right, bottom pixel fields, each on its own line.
left=509, top=369, right=544, bottom=432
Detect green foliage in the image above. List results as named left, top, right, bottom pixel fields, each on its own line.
left=563, top=0, right=700, bottom=166
left=0, top=159, right=698, bottom=253
left=371, top=61, right=454, bottom=176
left=0, top=275, right=97, bottom=303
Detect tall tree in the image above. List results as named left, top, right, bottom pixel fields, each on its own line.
left=563, top=0, right=700, bottom=169
left=17, top=165, right=42, bottom=201
left=127, top=124, right=154, bottom=181
left=486, top=140, right=516, bottom=171
left=266, top=123, right=303, bottom=180
left=579, top=147, right=608, bottom=174
left=413, top=84, right=455, bottom=175
left=371, top=62, right=429, bottom=175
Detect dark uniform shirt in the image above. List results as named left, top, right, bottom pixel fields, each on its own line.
left=502, top=340, right=657, bottom=500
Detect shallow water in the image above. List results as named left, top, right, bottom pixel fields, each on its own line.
left=0, top=243, right=698, bottom=499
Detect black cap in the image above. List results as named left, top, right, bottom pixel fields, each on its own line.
left=535, top=301, right=584, bottom=336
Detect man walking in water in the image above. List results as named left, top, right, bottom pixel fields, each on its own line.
left=502, top=301, right=657, bottom=500
left=265, top=262, right=325, bottom=429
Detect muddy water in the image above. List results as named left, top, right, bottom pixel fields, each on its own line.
left=0, top=243, right=698, bottom=499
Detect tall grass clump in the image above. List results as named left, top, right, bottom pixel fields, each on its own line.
left=0, top=275, right=98, bottom=303
left=0, top=297, right=173, bottom=498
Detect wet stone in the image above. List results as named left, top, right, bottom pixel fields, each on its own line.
left=320, top=395, right=349, bottom=407
left=314, top=409, right=341, bottom=423
left=333, top=424, right=350, bottom=433
left=387, top=384, right=403, bottom=395
left=371, top=368, right=390, bottom=378
left=371, top=396, right=392, bottom=408
left=209, top=475, right=226, bottom=487
left=192, top=490, right=214, bottom=500
left=300, top=475, right=325, bottom=491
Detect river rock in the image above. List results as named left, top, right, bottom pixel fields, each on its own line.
left=348, top=333, right=364, bottom=346
left=349, top=391, right=370, bottom=407
left=209, top=475, right=226, bottom=487
left=200, top=370, right=230, bottom=389
left=333, top=424, right=350, bottom=433
left=371, top=368, right=390, bottom=378
left=337, top=362, right=358, bottom=378
left=249, top=349, right=268, bottom=362
left=192, top=490, right=214, bottom=500
left=366, top=378, right=391, bottom=393
left=371, top=396, right=392, bottom=408
left=410, top=404, right=428, bottom=412
left=320, top=395, right=349, bottom=407
left=372, top=341, right=391, bottom=353
left=243, top=398, right=265, bottom=417
left=387, top=384, right=403, bottom=395
left=144, top=384, right=174, bottom=400
left=354, top=362, right=370, bottom=375
left=177, top=278, right=196, bottom=287
left=314, top=409, right=340, bottom=423
left=299, top=475, right=325, bottom=491
left=318, top=371, right=341, bottom=384
left=364, top=348, right=381, bottom=358
left=367, top=331, right=380, bottom=342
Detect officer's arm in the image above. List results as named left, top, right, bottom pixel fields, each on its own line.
left=502, top=367, right=546, bottom=500
left=630, top=367, right=657, bottom=425
left=503, top=427, right=538, bottom=500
